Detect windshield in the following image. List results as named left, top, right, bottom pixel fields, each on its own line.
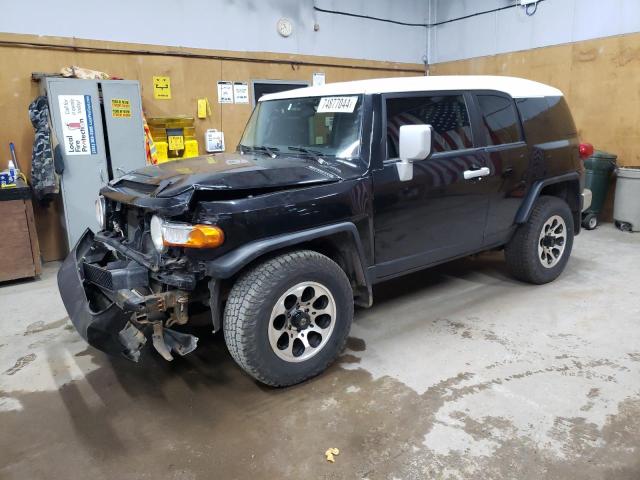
left=239, top=95, right=364, bottom=160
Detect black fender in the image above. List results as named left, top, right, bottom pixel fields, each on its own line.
left=206, top=221, right=372, bottom=308
left=207, top=221, right=370, bottom=280
left=515, top=171, right=581, bottom=233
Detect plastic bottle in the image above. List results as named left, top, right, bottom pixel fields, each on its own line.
left=7, top=160, right=16, bottom=182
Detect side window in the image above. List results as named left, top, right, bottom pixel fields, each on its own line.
left=516, top=97, right=577, bottom=144
left=477, top=94, right=522, bottom=146
left=386, top=94, right=473, bottom=159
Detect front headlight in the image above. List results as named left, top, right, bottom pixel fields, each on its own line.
left=95, top=196, right=107, bottom=231
left=150, top=215, right=224, bottom=253
left=150, top=215, right=166, bottom=253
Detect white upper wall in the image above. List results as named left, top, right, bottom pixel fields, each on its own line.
left=1, top=0, right=428, bottom=64
left=429, top=0, right=640, bottom=64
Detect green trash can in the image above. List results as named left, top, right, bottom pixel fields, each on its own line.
left=582, top=150, right=617, bottom=229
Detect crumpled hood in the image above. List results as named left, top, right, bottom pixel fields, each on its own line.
left=114, top=152, right=342, bottom=198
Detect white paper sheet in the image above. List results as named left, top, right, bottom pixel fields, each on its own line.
left=233, top=82, right=249, bottom=104
left=217, top=81, right=234, bottom=104
left=317, top=96, right=358, bottom=113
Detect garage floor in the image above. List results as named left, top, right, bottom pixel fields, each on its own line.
left=1, top=225, right=639, bottom=480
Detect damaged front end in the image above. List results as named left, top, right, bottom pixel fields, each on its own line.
left=58, top=229, right=200, bottom=362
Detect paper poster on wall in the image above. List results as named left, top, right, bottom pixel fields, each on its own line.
left=58, top=94, right=98, bottom=155
left=233, top=82, right=249, bottom=104
left=111, top=98, right=132, bottom=118
left=153, top=76, right=171, bottom=99
left=205, top=129, right=225, bottom=152
left=217, top=81, right=234, bottom=103
left=313, top=72, right=325, bottom=87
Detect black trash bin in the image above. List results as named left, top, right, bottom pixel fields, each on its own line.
left=582, top=151, right=617, bottom=230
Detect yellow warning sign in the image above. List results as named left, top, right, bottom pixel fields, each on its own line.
left=111, top=98, right=132, bottom=118
left=168, top=135, right=184, bottom=151
left=153, top=76, right=171, bottom=99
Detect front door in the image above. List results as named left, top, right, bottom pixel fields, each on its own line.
left=372, top=92, right=494, bottom=280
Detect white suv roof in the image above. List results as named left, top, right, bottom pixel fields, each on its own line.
left=259, top=75, right=563, bottom=101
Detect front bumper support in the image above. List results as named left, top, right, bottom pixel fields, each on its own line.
left=58, top=229, right=198, bottom=362
left=95, top=231, right=160, bottom=272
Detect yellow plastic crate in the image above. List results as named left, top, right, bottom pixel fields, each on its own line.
left=184, top=139, right=199, bottom=158
left=155, top=140, right=200, bottom=163
left=148, top=116, right=199, bottom=162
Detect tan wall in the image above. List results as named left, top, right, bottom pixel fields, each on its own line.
left=430, top=32, right=640, bottom=222
left=0, top=33, right=423, bottom=261
left=430, top=32, right=640, bottom=167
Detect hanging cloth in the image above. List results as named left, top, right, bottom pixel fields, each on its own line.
left=29, top=95, right=60, bottom=202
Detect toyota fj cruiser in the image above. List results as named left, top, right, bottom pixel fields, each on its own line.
left=58, top=76, right=591, bottom=386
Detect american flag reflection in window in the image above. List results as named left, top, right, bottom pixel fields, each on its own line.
left=386, top=95, right=473, bottom=158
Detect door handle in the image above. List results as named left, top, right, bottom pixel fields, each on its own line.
left=463, top=167, right=490, bottom=180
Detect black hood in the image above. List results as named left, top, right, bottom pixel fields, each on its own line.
left=114, top=152, right=344, bottom=198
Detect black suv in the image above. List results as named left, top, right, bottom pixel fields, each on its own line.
left=59, top=75, right=589, bottom=386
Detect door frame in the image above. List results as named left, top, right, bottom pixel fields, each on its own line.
left=250, top=79, right=310, bottom=107
left=469, top=90, right=530, bottom=246
left=376, top=89, right=484, bottom=170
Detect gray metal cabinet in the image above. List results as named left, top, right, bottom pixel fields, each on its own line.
left=45, top=78, right=147, bottom=249
left=101, top=80, right=147, bottom=179
left=46, top=78, right=109, bottom=249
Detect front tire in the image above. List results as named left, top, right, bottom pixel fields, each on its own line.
left=505, top=196, right=574, bottom=284
left=223, top=250, right=353, bottom=387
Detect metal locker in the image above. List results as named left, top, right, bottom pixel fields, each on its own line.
left=45, top=78, right=109, bottom=249
left=101, top=80, right=147, bottom=178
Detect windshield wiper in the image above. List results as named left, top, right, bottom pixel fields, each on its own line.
left=287, top=146, right=344, bottom=176
left=287, top=146, right=327, bottom=160
left=240, top=144, right=280, bottom=157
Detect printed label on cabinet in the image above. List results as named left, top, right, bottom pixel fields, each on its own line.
left=58, top=94, right=98, bottom=155
left=111, top=98, right=132, bottom=118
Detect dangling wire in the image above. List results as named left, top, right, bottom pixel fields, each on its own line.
left=525, top=1, right=539, bottom=16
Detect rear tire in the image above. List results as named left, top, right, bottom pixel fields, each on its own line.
left=505, top=196, right=574, bottom=284
left=223, top=250, right=353, bottom=387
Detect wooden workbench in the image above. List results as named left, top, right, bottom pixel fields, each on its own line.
left=0, top=179, right=42, bottom=282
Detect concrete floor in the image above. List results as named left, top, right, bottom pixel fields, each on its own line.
left=1, top=225, right=639, bottom=480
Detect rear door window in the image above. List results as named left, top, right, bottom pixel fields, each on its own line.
left=385, top=94, right=473, bottom=159
left=476, top=94, right=522, bottom=146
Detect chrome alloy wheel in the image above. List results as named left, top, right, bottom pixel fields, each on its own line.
left=538, top=215, right=567, bottom=268
left=268, top=281, right=337, bottom=363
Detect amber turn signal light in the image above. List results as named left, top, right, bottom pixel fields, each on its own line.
left=180, top=224, right=225, bottom=249
left=151, top=216, right=225, bottom=250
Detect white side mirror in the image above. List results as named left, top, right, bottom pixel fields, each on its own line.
left=396, top=125, right=433, bottom=181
